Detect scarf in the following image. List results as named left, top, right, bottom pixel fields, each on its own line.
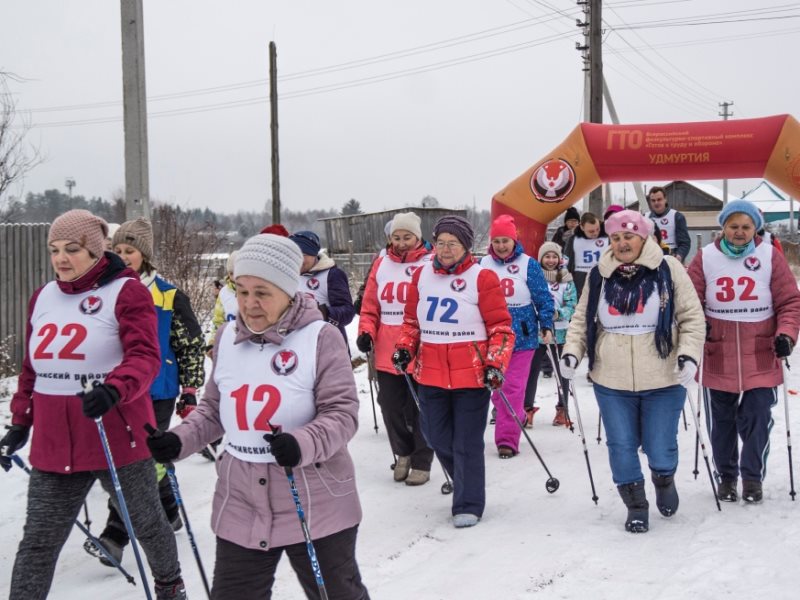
left=584, top=260, right=674, bottom=370
left=541, top=266, right=573, bottom=284
left=720, top=238, right=756, bottom=258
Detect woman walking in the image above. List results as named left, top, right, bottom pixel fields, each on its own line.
left=146, top=233, right=370, bottom=599
left=480, top=215, right=553, bottom=455
left=357, top=212, right=434, bottom=484
left=560, top=210, right=705, bottom=533
left=0, top=209, right=186, bottom=598
left=394, top=215, right=514, bottom=527
left=688, top=200, right=800, bottom=503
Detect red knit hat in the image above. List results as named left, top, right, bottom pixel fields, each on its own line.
left=490, top=214, right=518, bottom=241
left=260, top=224, right=290, bottom=237
left=48, top=209, right=108, bottom=258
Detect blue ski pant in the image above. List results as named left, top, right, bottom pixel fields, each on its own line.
left=703, top=386, right=777, bottom=482
left=417, top=384, right=490, bottom=517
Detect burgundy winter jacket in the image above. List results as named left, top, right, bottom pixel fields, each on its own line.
left=171, top=294, right=362, bottom=551
left=11, top=254, right=161, bottom=473
left=395, top=254, right=515, bottom=389
left=688, top=239, right=800, bottom=393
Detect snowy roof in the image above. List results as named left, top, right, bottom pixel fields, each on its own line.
left=741, top=181, right=796, bottom=214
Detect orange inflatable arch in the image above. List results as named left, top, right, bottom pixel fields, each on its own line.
left=492, top=114, right=800, bottom=254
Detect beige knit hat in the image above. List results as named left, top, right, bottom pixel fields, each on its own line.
left=48, top=209, right=108, bottom=258
left=112, top=218, right=154, bottom=262
left=538, top=241, right=563, bottom=261
left=390, top=212, right=423, bottom=239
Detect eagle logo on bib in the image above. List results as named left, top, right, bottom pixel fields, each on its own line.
left=744, top=257, right=761, bottom=272
left=79, top=295, right=103, bottom=315
left=550, top=283, right=560, bottom=291
left=507, top=264, right=520, bottom=274
left=451, top=278, right=467, bottom=292
left=530, top=159, right=575, bottom=203
left=660, top=217, right=668, bottom=225
left=306, top=278, right=320, bottom=290
left=271, top=350, right=298, bottom=375
left=405, top=265, right=418, bottom=277
left=595, top=239, right=605, bottom=247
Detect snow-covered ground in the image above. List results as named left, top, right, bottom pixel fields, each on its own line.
left=2, top=319, right=800, bottom=599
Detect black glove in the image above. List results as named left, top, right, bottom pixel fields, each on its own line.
left=175, top=393, right=198, bottom=419
left=144, top=424, right=183, bottom=463
left=775, top=334, right=795, bottom=359
left=318, top=304, right=330, bottom=321
left=484, top=367, right=505, bottom=390
left=356, top=333, right=373, bottom=353
left=392, top=349, right=411, bottom=373
left=78, top=383, right=120, bottom=419
left=264, top=431, right=301, bottom=467
left=0, top=424, right=30, bottom=459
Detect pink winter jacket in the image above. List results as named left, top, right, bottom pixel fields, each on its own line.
left=688, top=238, right=800, bottom=393
left=170, top=294, right=362, bottom=551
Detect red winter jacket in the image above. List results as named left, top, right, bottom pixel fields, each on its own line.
left=395, top=254, right=515, bottom=389
left=11, top=254, right=161, bottom=473
left=358, top=244, right=431, bottom=373
left=688, top=239, right=800, bottom=393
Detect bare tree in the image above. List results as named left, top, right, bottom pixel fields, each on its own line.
left=151, top=203, right=224, bottom=325
left=0, top=72, right=40, bottom=216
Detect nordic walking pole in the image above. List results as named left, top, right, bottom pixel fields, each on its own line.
left=564, top=382, right=599, bottom=504
left=402, top=372, right=454, bottom=495
left=681, top=359, right=721, bottom=511
left=366, top=351, right=380, bottom=434
left=496, top=389, right=560, bottom=493
left=682, top=407, right=689, bottom=431
left=693, top=396, right=701, bottom=480
left=83, top=378, right=153, bottom=600
left=781, top=359, right=796, bottom=501
left=546, top=344, right=574, bottom=432
left=8, top=453, right=137, bottom=586
left=145, top=423, right=213, bottom=599
left=596, top=413, right=603, bottom=445
left=267, top=424, right=329, bottom=600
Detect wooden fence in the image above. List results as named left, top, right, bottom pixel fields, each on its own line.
left=0, top=223, right=52, bottom=374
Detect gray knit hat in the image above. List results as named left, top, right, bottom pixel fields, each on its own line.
left=391, top=212, right=422, bottom=239
left=234, top=234, right=303, bottom=297
left=112, top=218, right=154, bottom=262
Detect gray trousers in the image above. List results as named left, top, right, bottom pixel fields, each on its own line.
left=10, top=458, right=181, bottom=599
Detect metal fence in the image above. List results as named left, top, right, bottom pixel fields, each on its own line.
left=1, top=223, right=53, bottom=374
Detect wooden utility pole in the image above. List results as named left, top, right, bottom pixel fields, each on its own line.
left=269, top=41, right=281, bottom=224
left=120, top=0, right=150, bottom=220
left=588, top=0, right=604, bottom=217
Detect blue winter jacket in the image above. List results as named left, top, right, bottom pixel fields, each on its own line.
left=483, top=243, right=554, bottom=351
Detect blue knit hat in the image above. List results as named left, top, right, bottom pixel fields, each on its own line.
left=289, top=230, right=321, bottom=257
left=718, top=199, right=763, bottom=231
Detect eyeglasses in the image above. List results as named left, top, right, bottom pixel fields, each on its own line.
left=435, top=241, right=463, bottom=250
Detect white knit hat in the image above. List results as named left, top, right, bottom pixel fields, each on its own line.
left=234, top=234, right=303, bottom=297
left=226, top=250, right=237, bottom=275
left=390, top=212, right=422, bottom=239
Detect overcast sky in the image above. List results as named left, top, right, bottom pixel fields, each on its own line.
left=2, top=0, right=799, bottom=216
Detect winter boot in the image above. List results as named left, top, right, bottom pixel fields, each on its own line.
left=742, top=479, right=763, bottom=504
left=154, top=577, right=188, bottom=599
left=617, top=480, right=649, bottom=533
left=452, top=513, right=480, bottom=528
left=393, top=456, right=411, bottom=482
left=96, top=533, right=125, bottom=567
left=651, top=472, right=679, bottom=517
left=552, top=406, right=572, bottom=428
left=525, top=406, right=539, bottom=429
left=404, top=469, right=430, bottom=486
left=717, top=477, right=738, bottom=502
left=160, top=476, right=183, bottom=532
left=498, top=446, right=516, bottom=459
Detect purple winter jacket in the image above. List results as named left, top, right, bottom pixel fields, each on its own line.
left=170, top=293, right=362, bottom=551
